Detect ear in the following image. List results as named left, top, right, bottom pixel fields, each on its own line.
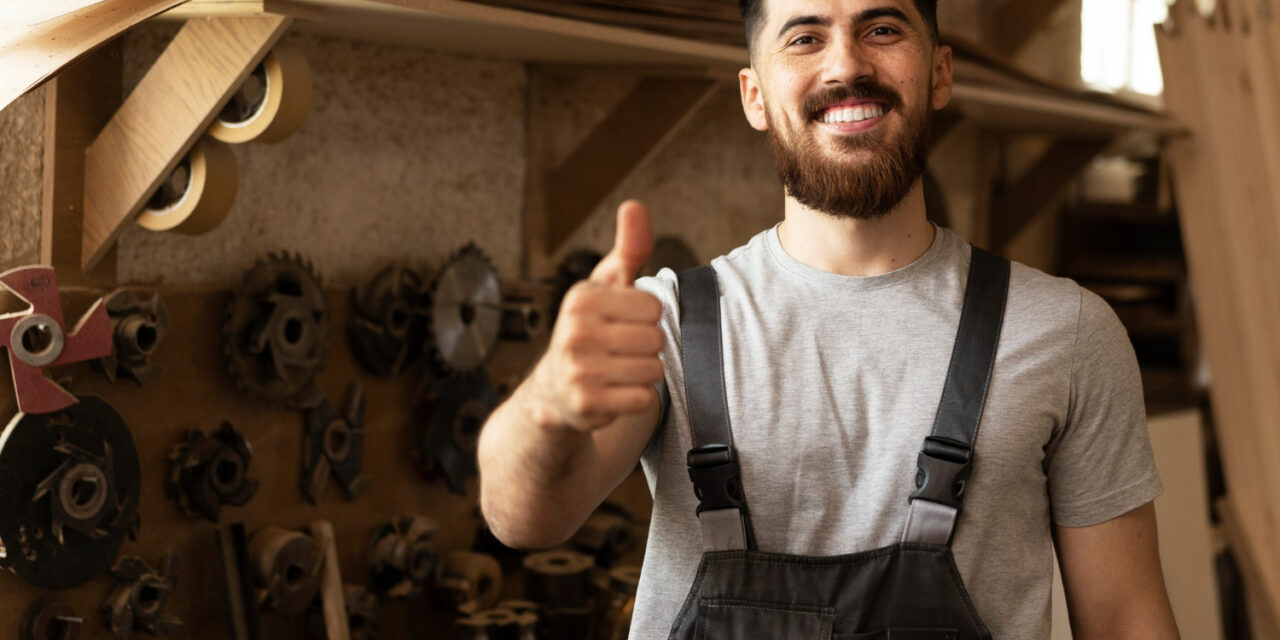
left=930, top=45, right=954, bottom=111
left=739, top=67, right=769, bottom=132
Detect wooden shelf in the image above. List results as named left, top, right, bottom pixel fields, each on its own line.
left=157, top=0, right=1177, bottom=135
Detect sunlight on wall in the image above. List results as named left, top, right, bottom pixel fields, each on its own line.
left=1081, top=0, right=1171, bottom=96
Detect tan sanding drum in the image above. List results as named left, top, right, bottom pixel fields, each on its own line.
left=208, top=43, right=313, bottom=144
left=136, top=135, right=239, bottom=235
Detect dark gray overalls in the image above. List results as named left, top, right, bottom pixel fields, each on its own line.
left=666, top=247, right=1009, bottom=640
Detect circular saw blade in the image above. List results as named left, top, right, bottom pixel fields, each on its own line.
left=429, top=245, right=501, bottom=374
left=0, top=395, right=141, bottom=590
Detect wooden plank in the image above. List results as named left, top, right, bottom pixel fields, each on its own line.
left=160, top=0, right=328, bottom=20
left=989, top=137, right=1111, bottom=251
left=543, top=76, right=719, bottom=253
left=40, top=41, right=121, bottom=287
left=990, top=0, right=1074, bottom=55
left=81, top=16, right=293, bottom=271
left=1158, top=0, right=1280, bottom=615
left=0, top=0, right=185, bottom=113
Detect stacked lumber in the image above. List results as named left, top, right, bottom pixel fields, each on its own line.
left=1155, top=0, right=1280, bottom=631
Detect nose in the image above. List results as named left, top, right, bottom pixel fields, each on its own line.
left=821, top=32, right=873, bottom=86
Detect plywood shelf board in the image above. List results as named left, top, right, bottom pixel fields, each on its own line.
left=0, top=0, right=186, bottom=113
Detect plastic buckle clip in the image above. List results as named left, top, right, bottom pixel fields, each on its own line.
left=909, top=436, right=972, bottom=510
left=686, top=444, right=746, bottom=515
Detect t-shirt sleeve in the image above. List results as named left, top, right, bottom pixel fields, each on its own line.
left=1045, top=288, right=1164, bottom=527
left=635, top=270, right=679, bottom=466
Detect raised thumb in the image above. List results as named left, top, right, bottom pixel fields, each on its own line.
left=590, top=200, right=654, bottom=286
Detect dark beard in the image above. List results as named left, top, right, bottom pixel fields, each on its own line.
left=767, top=80, right=932, bottom=221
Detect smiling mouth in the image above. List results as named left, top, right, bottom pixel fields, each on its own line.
left=813, top=102, right=891, bottom=125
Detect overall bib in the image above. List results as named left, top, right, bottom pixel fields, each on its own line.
left=666, top=247, right=1010, bottom=640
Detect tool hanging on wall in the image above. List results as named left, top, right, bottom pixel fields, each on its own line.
left=429, top=244, right=502, bottom=374
left=367, top=515, right=440, bottom=598
left=522, top=550, right=596, bottom=640
left=498, top=298, right=545, bottom=343
left=0, top=394, right=140, bottom=590
left=604, top=566, right=641, bottom=640
left=550, top=250, right=602, bottom=325
left=641, top=235, right=700, bottom=278
left=92, top=290, right=170, bottom=385
left=348, top=265, right=431, bottom=378
left=0, top=266, right=111, bottom=415
left=569, top=504, right=636, bottom=568
left=456, top=608, right=537, bottom=640
left=410, top=370, right=498, bottom=494
left=301, top=382, right=370, bottom=503
left=224, top=252, right=329, bottom=408
left=216, top=523, right=263, bottom=640
left=249, top=526, right=325, bottom=616
left=436, top=551, right=503, bottom=615
left=101, top=552, right=184, bottom=639
left=135, top=136, right=239, bottom=236
left=344, top=585, right=380, bottom=640
left=208, top=43, right=313, bottom=145
left=21, top=597, right=84, bottom=640
left=165, top=422, right=259, bottom=522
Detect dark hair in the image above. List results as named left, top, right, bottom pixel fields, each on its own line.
left=739, top=0, right=940, bottom=54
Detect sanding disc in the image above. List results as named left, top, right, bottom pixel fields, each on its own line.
left=208, top=44, right=312, bottom=145
left=136, top=135, right=239, bottom=235
left=0, top=395, right=140, bottom=590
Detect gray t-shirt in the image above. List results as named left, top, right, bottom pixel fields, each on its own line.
left=630, top=225, right=1162, bottom=639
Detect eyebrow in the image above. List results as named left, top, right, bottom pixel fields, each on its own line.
left=775, top=7, right=912, bottom=40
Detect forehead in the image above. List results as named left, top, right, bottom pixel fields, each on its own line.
left=760, top=0, right=920, bottom=27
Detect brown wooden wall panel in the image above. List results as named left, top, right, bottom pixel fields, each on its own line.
left=0, top=287, right=651, bottom=638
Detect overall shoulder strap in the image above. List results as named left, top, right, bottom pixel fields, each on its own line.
left=677, top=266, right=755, bottom=552
left=903, top=246, right=1011, bottom=546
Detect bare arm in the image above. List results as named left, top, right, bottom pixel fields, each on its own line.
left=1055, top=502, right=1180, bottom=639
left=478, top=201, right=664, bottom=549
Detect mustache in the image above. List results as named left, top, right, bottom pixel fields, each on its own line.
left=804, top=81, right=903, bottom=118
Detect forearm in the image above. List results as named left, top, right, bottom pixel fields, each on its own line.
left=478, top=377, right=604, bottom=549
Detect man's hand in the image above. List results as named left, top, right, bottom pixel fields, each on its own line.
left=529, top=200, right=665, bottom=432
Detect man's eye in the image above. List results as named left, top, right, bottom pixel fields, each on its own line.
left=868, top=26, right=900, bottom=37
left=788, top=35, right=817, bottom=46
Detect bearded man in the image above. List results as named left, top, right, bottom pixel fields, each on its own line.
left=478, top=1, right=1181, bottom=638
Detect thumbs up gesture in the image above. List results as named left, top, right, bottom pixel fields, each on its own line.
left=530, top=201, right=665, bottom=432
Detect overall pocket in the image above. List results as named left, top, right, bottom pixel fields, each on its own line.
left=695, top=598, right=835, bottom=640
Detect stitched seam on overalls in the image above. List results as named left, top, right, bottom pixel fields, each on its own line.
left=668, top=555, right=713, bottom=640
left=939, top=552, right=992, bottom=638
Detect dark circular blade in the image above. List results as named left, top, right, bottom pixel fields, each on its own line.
left=431, top=249, right=501, bottom=373
left=0, top=395, right=140, bottom=590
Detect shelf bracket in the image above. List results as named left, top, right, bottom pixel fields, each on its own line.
left=81, top=15, right=293, bottom=272
left=42, top=42, right=123, bottom=287
left=989, top=136, right=1110, bottom=252
left=528, top=74, right=721, bottom=268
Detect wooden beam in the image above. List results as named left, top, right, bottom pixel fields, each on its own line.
left=990, top=0, right=1074, bottom=56
left=81, top=16, right=293, bottom=272
left=989, top=137, right=1110, bottom=251
left=542, top=76, right=720, bottom=254
left=40, top=41, right=122, bottom=287
left=159, top=0, right=327, bottom=21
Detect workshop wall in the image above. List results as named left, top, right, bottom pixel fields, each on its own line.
left=113, top=1, right=995, bottom=288
left=0, top=89, right=44, bottom=272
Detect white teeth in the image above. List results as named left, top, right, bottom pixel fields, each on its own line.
left=822, top=105, right=885, bottom=124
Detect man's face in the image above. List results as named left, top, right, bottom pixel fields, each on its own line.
left=739, top=0, right=953, bottom=220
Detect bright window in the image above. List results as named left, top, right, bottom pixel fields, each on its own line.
left=1081, top=0, right=1172, bottom=96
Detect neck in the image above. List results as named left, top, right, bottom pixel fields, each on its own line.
left=776, top=182, right=935, bottom=277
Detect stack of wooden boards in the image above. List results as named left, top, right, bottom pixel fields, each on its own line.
left=1156, top=0, right=1280, bottom=634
